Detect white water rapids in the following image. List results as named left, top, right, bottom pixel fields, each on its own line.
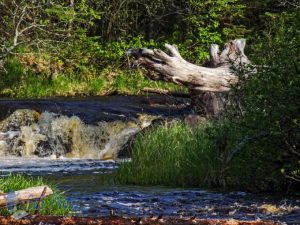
left=0, top=109, right=155, bottom=159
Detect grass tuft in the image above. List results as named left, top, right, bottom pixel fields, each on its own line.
left=0, top=174, right=71, bottom=216
left=116, top=122, right=221, bottom=187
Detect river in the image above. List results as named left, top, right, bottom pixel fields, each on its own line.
left=0, top=96, right=299, bottom=224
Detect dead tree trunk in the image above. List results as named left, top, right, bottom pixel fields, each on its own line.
left=127, top=39, right=249, bottom=116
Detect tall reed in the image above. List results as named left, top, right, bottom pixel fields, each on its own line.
left=117, top=122, right=221, bottom=187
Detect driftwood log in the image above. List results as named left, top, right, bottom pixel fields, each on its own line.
left=142, top=87, right=190, bottom=98
left=0, top=186, right=53, bottom=207
left=127, top=39, right=250, bottom=116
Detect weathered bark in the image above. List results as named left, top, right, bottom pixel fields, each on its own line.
left=127, top=39, right=250, bottom=116
left=0, top=186, right=53, bottom=207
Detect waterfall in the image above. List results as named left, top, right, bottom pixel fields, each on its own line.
left=0, top=109, right=157, bottom=159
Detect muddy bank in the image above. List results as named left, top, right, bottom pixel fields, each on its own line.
left=0, top=215, right=278, bottom=225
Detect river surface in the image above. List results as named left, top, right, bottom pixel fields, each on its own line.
left=0, top=95, right=190, bottom=123
left=0, top=97, right=299, bottom=224
left=0, top=157, right=299, bottom=224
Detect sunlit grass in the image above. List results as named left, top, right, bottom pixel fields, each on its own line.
left=116, top=122, right=221, bottom=187
left=0, top=58, right=186, bottom=98
left=108, top=70, right=187, bottom=95
left=116, top=119, right=293, bottom=192
left=0, top=174, right=71, bottom=216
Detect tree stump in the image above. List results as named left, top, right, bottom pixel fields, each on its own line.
left=127, top=39, right=249, bottom=116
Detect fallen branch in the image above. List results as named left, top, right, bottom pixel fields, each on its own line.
left=142, top=87, right=190, bottom=98
left=225, top=132, right=269, bottom=165
left=34, top=186, right=48, bottom=215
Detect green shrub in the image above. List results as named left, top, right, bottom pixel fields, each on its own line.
left=0, top=58, right=24, bottom=95
left=225, top=11, right=300, bottom=191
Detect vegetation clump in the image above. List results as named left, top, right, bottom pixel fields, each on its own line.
left=117, top=122, right=217, bottom=187
left=0, top=0, right=294, bottom=98
left=117, top=11, right=300, bottom=193
left=0, top=174, right=71, bottom=216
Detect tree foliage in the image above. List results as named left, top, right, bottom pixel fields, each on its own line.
left=0, top=0, right=299, bottom=192
left=226, top=10, right=300, bottom=188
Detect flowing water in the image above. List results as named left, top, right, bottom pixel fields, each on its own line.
left=0, top=157, right=299, bottom=224
left=0, top=96, right=299, bottom=224
left=0, top=96, right=188, bottom=159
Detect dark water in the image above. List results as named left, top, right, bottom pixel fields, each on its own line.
left=0, top=95, right=190, bottom=124
left=0, top=96, right=299, bottom=224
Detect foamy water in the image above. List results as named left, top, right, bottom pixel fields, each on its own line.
left=0, top=110, right=155, bottom=159
left=0, top=157, right=118, bottom=175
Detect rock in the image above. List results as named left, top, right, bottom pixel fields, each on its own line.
left=184, top=114, right=207, bottom=128
left=0, top=109, right=40, bottom=132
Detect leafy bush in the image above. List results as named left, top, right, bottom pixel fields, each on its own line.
left=225, top=11, right=300, bottom=191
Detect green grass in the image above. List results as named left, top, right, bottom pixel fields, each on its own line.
left=116, top=121, right=292, bottom=192
left=109, top=69, right=187, bottom=95
left=0, top=174, right=71, bottom=216
left=0, top=58, right=187, bottom=98
left=116, top=122, right=221, bottom=187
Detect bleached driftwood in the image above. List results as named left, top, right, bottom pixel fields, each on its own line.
left=0, top=186, right=53, bottom=207
left=127, top=39, right=250, bottom=115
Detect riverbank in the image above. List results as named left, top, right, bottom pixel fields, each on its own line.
left=116, top=121, right=299, bottom=193
left=0, top=174, right=70, bottom=216
left=0, top=215, right=278, bottom=225
left=1, top=162, right=299, bottom=223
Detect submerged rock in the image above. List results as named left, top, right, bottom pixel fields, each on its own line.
left=184, top=114, right=207, bottom=128
left=0, top=109, right=40, bottom=132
